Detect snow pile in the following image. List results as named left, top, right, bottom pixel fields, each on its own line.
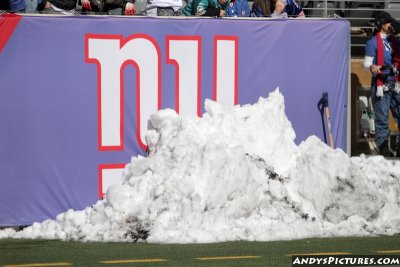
left=1, top=89, right=400, bottom=243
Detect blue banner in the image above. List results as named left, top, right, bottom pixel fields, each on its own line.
left=0, top=14, right=349, bottom=226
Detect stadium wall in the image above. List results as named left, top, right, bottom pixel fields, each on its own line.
left=0, top=14, right=350, bottom=226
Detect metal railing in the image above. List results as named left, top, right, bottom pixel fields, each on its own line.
left=299, top=0, right=393, bottom=20
left=296, top=0, right=400, bottom=56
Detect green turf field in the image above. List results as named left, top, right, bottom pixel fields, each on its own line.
left=0, top=235, right=399, bottom=267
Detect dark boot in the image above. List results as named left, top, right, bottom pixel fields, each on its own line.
left=379, top=140, right=394, bottom=157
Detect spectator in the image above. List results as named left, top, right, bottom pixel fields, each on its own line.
left=80, top=0, right=136, bottom=15
left=252, top=0, right=304, bottom=18
left=182, top=0, right=229, bottom=17
left=364, top=11, right=400, bottom=157
left=145, top=0, right=182, bottom=16
left=226, top=0, right=250, bottom=17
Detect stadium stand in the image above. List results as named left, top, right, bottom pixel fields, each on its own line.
left=0, top=0, right=393, bottom=56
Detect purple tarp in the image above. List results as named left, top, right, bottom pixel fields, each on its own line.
left=0, top=15, right=349, bottom=226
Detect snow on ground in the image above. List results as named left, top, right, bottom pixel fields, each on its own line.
left=1, top=88, right=400, bottom=243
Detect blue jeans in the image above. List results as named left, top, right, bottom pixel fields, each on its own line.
left=371, top=85, right=400, bottom=147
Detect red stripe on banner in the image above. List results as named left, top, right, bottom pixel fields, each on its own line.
left=0, top=13, right=22, bottom=54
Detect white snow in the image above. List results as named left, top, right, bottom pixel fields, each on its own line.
left=1, top=88, right=400, bottom=243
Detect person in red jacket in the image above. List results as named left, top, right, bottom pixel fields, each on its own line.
left=364, top=11, right=400, bottom=156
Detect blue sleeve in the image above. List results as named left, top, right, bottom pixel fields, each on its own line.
left=365, top=37, right=377, bottom=58
left=182, top=0, right=195, bottom=15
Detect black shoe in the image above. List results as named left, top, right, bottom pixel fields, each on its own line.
left=379, top=140, right=394, bottom=157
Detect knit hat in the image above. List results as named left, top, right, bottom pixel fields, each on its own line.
left=375, top=11, right=395, bottom=30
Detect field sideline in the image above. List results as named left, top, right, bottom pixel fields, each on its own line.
left=0, top=235, right=400, bottom=267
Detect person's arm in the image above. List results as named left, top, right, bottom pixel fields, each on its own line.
left=182, top=1, right=193, bottom=15
left=364, top=38, right=380, bottom=74
left=277, top=0, right=304, bottom=18
left=271, top=0, right=285, bottom=18
left=363, top=56, right=374, bottom=70
left=290, top=0, right=304, bottom=17
left=365, top=57, right=382, bottom=74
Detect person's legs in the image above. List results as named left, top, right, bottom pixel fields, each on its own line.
left=372, top=86, right=391, bottom=155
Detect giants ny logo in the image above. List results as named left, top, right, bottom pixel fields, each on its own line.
left=85, top=34, right=238, bottom=198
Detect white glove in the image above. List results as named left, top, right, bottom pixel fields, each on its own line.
left=376, top=85, right=384, bottom=97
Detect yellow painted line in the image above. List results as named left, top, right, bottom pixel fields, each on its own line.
left=375, top=250, right=400, bottom=254
left=99, top=259, right=168, bottom=264
left=287, top=252, right=352, bottom=256
left=196, top=256, right=261, bottom=261
left=3, top=263, right=72, bottom=267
